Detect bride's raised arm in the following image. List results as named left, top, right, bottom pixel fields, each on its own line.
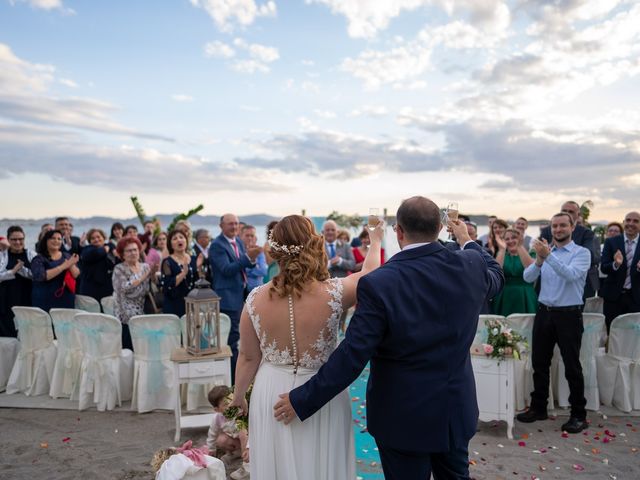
left=341, top=221, right=385, bottom=308
left=230, top=307, right=262, bottom=412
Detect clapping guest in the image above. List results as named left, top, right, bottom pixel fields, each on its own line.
left=31, top=229, right=80, bottom=311
left=153, top=231, right=170, bottom=260
left=606, top=222, right=623, bottom=239
left=174, top=220, right=194, bottom=254
left=0, top=226, right=36, bottom=337
left=193, top=229, right=212, bottom=283
left=78, top=228, right=115, bottom=302
left=112, top=237, right=157, bottom=350
left=491, top=228, right=537, bottom=316
left=352, top=228, right=386, bottom=272
left=485, top=218, right=509, bottom=257
left=514, top=217, right=533, bottom=250
left=108, top=222, right=124, bottom=259
left=161, top=229, right=200, bottom=317
left=36, top=223, right=53, bottom=250
left=263, top=221, right=280, bottom=282
left=241, top=225, right=267, bottom=292
left=55, top=217, right=82, bottom=255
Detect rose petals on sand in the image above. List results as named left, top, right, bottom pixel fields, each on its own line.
left=561, top=432, right=569, bottom=438
left=572, top=464, right=584, bottom=471
left=62, top=437, right=71, bottom=443
left=518, top=441, right=526, bottom=447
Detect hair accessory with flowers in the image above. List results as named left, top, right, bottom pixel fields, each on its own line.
left=268, top=230, right=304, bottom=256
left=480, top=317, right=528, bottom=361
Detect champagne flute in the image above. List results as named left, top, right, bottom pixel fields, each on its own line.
left=446, top=202, right=459, bottom=222
left=446, top=202, right=459, bottom=240
left=368, top=208, right=380, bottom=231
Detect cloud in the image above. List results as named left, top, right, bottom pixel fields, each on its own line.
left=172, top=94, right=194, bottom=102
left=58, top=78, right=78, bottom=88
left=349, top=105, right=388, bottom=117
left=341, top=19, right=507, bottom=89
left=0, top=122, right=277, bottom=192
left=309, top=0, right=509, bottom=38
left=190, top=0, right=276, bottom=32
left=0, top=43, right=173, bottom=142
left=205, top=38, right=278, bottom=73
left=204, top=40, right=236, bottom=58
left=313, top=109, right=336, bottom=119
left=10, top=0, right=75, bottom=14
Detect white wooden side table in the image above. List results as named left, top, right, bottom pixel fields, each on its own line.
left=171, top=346, right=232, bottom=442
left=472, top=355, right=515, bottom=439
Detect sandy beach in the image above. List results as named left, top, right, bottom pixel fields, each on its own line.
left=1, top=405, right=638, bottom=480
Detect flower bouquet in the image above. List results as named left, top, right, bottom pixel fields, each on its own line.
left=481, top=318, right=528, bottom=361
left=222, top=384, right=252, bottom=431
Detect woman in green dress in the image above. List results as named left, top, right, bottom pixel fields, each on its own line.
left=492, top=228, right=538, bottom=316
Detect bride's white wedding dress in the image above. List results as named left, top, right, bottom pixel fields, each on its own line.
left=246, top=278, right=356, bottom=480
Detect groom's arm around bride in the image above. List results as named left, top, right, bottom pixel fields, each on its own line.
left=275, top=196, right=504, bottom=479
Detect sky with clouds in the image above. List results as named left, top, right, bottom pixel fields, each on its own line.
left=1, top=0, right=639, bottom=221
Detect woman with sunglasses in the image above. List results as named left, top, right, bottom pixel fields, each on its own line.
left=0, top=226, right=37, bottom=337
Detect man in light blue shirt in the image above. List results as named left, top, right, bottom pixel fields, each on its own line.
left=517, top=212, right=590, bottom=434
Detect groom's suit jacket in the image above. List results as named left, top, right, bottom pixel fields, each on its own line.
left=290, top=241, right=504, bottom=452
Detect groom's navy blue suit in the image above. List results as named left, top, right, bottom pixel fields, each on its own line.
left=290, top=241, right=503, bottom=478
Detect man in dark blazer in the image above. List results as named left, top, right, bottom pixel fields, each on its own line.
left=209, top=214, right=261, bottom=379
left=600, top=211, right=640, bottom=332
left=274, top=196, right=504, bottom=479
left=540, top=201, right=600, bottom=298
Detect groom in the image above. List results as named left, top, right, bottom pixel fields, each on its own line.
left=274, top=196, right=504, bottom=479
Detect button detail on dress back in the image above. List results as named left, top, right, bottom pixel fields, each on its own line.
left=288, top=294, right=299, bottom=375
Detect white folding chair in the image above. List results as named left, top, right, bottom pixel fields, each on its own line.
left=75, top=294, right=101, bottom=313
left=0, top=337, right=20, bottom=392
left=583, top=296, right=604, bottom=314
left=100, top=296, right=115, bottom=316
left=129, top=314, right=181, bottom=413
left=179, top=313, right=232, bottom=411
left=49, top=308, right=83, bottom=398
left=505, top=314, right=535, bottom=410
left=596, top=313, right=640, bottom=412
left=72, top=313, right=134, bottom=411
left=556, top=313, right=605, bottom=411
left=6, top=307, right=57, bottom=396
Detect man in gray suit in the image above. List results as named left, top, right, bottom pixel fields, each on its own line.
left=322, top=220, right=356, bottom=278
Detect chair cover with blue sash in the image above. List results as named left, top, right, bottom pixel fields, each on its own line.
left=72, top=313, right=134, bottom=411
left=6, top=307, right=57, bottom=396
left=49, top=308, right=83, bottom=398
left=129, top=314, right=181, bottom=413
left=596, top=313, right=640, bottom=412
left=0, top=337, right=19, bottom=392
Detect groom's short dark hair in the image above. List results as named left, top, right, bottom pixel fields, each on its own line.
left=396, top=196, right=441, bottom=241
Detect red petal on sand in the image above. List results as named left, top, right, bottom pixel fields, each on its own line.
left=572, top=464, right=584, bottom=471
left=62, top=437, right=71, bottom=443
left=603, top=437, right=611, bottom=444
left=561, top=433, right=569, bottom=438
left=518, top=441, right=526, bottom=447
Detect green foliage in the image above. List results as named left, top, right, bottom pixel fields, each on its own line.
left=326, top=211, right=364, bottom=229
left=167, top=205, right=204, bottom=233
left=223, top=384, right=253, bottom=431
left=593, top=224, right=606, bottom=245
left=580, top=200, right=594, bottom=226
left=483, top=318, right=528, bottom=361
left=130, top=196, right=150, bottom=227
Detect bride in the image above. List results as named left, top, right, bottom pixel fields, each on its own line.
left=230, top=215, right=384, bottom=480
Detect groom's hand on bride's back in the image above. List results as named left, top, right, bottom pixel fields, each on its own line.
left=274, top=393, right=299, bottom=425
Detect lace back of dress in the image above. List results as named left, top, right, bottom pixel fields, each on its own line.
left=246, top=279, right=343, bottom=370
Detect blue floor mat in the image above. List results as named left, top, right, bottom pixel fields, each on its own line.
left=350, top=366, right=384, bottom=479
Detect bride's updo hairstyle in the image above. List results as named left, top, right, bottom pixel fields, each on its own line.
left=269, top=215, right=329, bottom=298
